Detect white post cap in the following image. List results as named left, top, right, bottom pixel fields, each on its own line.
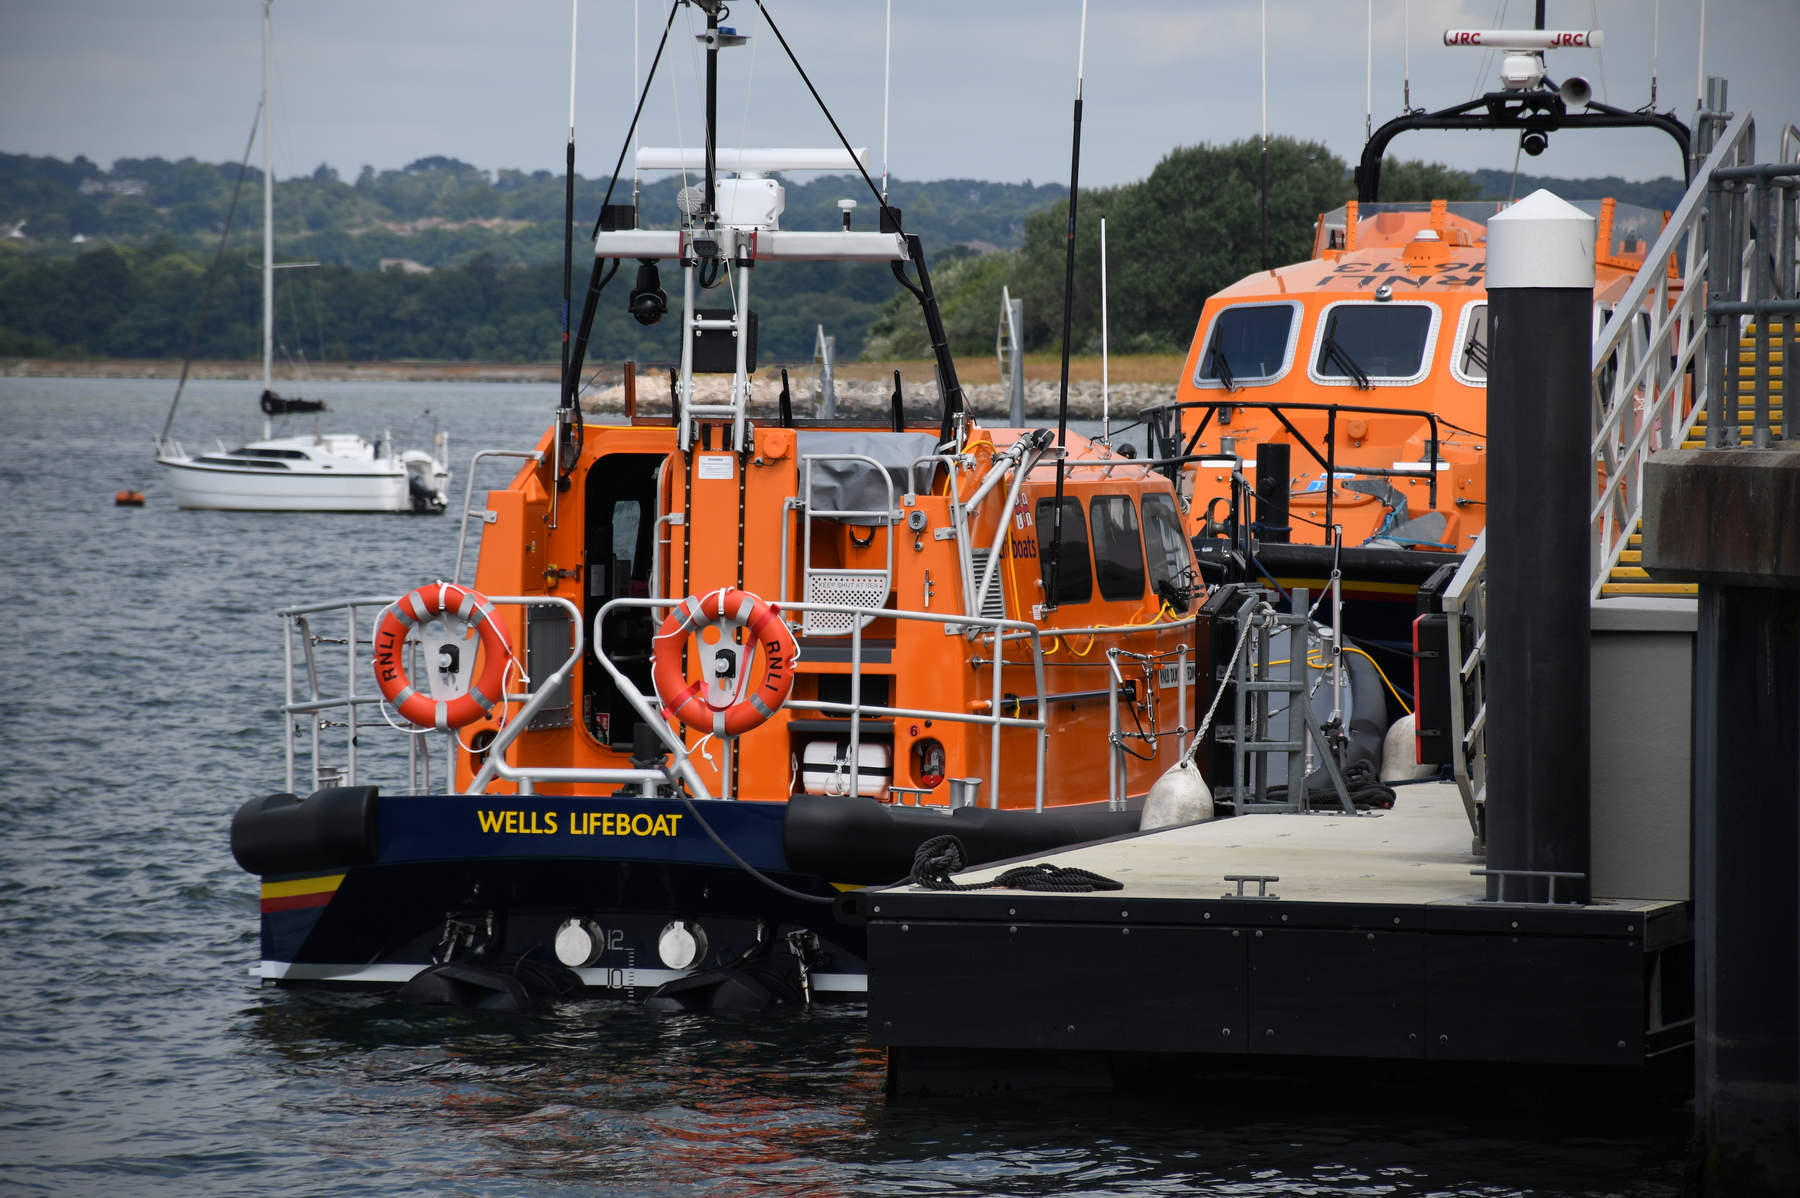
left=1487, top=189, right=1595, bottom=290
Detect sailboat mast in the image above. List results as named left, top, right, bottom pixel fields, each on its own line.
left=261, top=0, right=275, bottom=437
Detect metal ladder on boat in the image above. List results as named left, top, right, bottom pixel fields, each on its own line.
left=676, top=229, right=754, bottom=453
left=1212, top=588, right=1356, bottom=816
left=798, top=454, right=897, bottom=636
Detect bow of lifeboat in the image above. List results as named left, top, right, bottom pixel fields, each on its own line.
left=1161, top=195, right=1671, bottom=708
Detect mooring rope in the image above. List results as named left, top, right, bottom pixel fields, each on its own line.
left=906, top=834, right=1124, bottom=893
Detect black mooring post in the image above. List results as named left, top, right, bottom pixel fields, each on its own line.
left=1483, top=192, right=1594, bottom=905
left=1254, top=442, right=1290, bottom=544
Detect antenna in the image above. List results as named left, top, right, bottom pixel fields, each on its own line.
left=882, top=0, right=892, bottom=201
left=1693, top=0, right=1705, bottom=113
left=1649, top=0, right=1659, bottom=109
left=1045, top=0, right=1090, bottom=613
left=1100, top=216, right=1110, bottom=446
left=1365, top=0, right=1372, bottom=141
left=261, top=0, right=274, bottom=439
left=633, top=0, right=640, bottom=213
left=561, top=0, right=578, bottom=393
left=1403, top=0, right=1411, bottom=112
left=1260, top=0, right=1268, bottom=273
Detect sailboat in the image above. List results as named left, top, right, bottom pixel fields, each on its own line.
left=154, top=0, right=449, bottom=514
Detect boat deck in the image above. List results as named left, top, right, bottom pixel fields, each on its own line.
left=853, top=782, right=1692, bottom=1071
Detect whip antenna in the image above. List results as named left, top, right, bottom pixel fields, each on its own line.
left=882, top=0, right=892, bottom=200
left=1045, top=0, right=1089, bottom=612
left=1403, top=0, right=1411, bottom=111
left=1260, top=0, right=1268, bottom=272
left=561, top=0, right=578, bottom=392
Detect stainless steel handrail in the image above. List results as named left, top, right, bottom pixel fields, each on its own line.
left=276, top=593, right=587, bottom=797
left=1589, top=110, right=1756, bottom=597
left=593, top=598, right=1051, bottom=810
left=799, top=453, right=897, bottom=637
left=1442, top=530, right=1488, bottom=843
left=451, top=449, right=546, bottom=585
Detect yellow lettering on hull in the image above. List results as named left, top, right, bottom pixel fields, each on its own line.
left=474, top=809, right=684, bottom=838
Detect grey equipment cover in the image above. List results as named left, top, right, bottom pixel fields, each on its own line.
left=794, top=431, right=941, bottom=525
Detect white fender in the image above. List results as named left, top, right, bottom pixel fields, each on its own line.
left=1380, top=712, right=1438, bottom=782
left=1140, top=757, right=1214, bottom=831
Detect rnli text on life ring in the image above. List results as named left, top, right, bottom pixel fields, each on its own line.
left=374, top=583, right=511, bottom=730
left=652, top=588, right=796, bottom=738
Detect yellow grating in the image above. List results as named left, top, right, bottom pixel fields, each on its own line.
left=1604, top=522, right=1695, bottom=596
left=1602, top=582, right=1700, bottom=595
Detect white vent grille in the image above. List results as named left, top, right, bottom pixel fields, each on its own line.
left=968, top=550, right=1008, bottom=623
left=803, top=569, right=889, bottom=635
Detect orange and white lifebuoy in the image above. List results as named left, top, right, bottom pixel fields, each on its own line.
left=652, top=588, right=797, bottom=738
left=373, top=583, right=511, bottom=730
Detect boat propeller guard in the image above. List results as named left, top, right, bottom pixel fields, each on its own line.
left=373, top=583, right=511, bottom=730
left=652, top=588, right=797, bottom=738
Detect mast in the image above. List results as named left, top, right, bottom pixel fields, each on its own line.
left=704, top=2, right=718, bottom=217
left=261, top=0, right=274, bottom=439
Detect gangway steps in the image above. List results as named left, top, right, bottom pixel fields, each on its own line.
left=1601, top=529, right=1698, bottom=597
left=1677, top=328, right=1787, bottom=448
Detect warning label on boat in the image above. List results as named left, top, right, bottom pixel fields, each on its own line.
left=697, top=455, right=735, bottom=480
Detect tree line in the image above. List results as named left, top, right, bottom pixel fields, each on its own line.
left=861, top=137, right=1490, bottom=358
left=6, top=136, right=1627, bottom=364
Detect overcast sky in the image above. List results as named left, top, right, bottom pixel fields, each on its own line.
left=3, top=0, right=1795, bottom=189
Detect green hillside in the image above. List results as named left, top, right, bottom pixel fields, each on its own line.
left=0, top=147, right=1682, bottom=365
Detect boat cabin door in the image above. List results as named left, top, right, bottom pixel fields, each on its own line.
left=584, top=453, right=663, bottom=749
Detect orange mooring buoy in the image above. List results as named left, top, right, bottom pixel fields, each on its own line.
left=114, top=490, right=146, bottom=506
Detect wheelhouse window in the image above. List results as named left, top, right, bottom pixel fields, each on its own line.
left=1453, top=302, right=1488, bottom=384
left=1034, top=497, right=1092, bottom=605
left=1194, top=301, right=1300, bottom=388
left=1141, top=493, right=1192, bottom=610
left=1311, top=302, right=1438, bottom=385
left=1088, top=496, right=1146, bottom=602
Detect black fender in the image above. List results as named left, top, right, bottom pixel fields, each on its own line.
left=782, top=792, right=1140, bottom=886
left=230, top=786, right=378, bottom=876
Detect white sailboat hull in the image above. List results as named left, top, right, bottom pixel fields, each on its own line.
left=156, top=436, right=450, bottom=513
left=160, top=458, right=414, bottom=511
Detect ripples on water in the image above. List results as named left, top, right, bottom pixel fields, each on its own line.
left=0, top=378, right=1681, bottom=1195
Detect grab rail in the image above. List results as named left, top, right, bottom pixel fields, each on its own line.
left=275, top=593, right=585, bottom=797
left=592, top=598, right=1051, bottom=810
left=451, top=449, right=546, bottom=585
left=1441, top=530, right=1488, bottom=843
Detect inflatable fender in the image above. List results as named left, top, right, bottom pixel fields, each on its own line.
left=230, top=786, right=378, bottom=876
left=782, top=792, right=1141, bottom=884
left=1140, top=757, right=1214, bottom=831
left=1298, top=651, right=1389, bottom=793
left=1380, top=712, right=1438, bottom=781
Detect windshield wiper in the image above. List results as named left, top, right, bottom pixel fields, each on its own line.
left=1462, top=331, right=1490, bottom=374
left=1206, top=346, right=1239, bottom=393
left=1321, top=336, right=1373, bottom=389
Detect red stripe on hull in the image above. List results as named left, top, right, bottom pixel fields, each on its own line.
left=261, top=891, right=335, bottom=913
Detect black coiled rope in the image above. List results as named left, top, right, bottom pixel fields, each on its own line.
left=907, top=835, right=1124, bottom=893
left=1266, top=758, right=1398, bottom=810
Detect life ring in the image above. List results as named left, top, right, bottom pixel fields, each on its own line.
left=651, top=588, right=797, bottom=738
left=373, top=583, right=511, bottom=730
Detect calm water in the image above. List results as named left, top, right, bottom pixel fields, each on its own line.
left=0, top=377, right=1683, bottom=1196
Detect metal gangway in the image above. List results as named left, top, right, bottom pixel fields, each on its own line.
left=1590, top=98, right=1800, bottom=597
